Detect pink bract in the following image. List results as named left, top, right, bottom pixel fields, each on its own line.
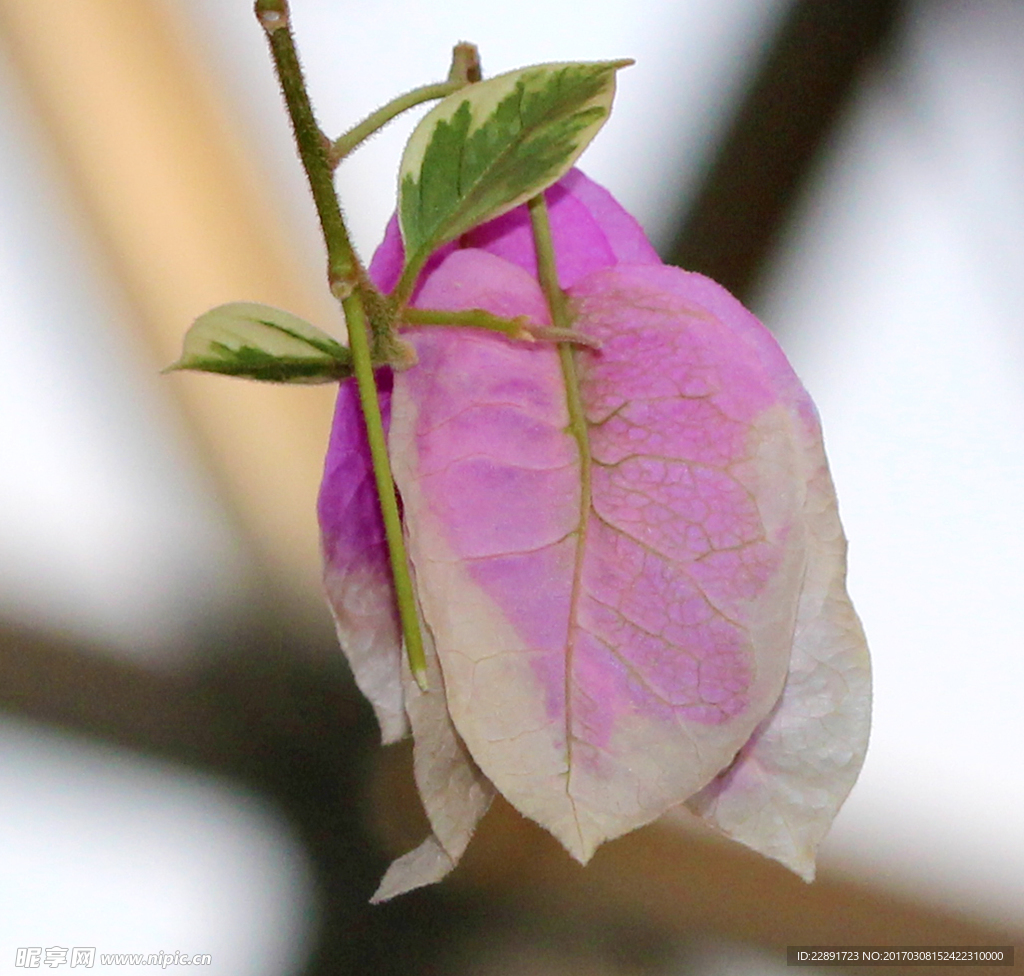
left=318, top=170, right=870, bottom=900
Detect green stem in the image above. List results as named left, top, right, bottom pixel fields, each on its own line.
left=331, top=42, right=480, bottom=164
left=256, top=0, right=427, bottom=688
left=256, top=0, right=356, bottom=295
left=332, top=81, right=465, bottom=164
left=527, top=195, right=568, bottom=326
left=402, top=306, right=601, bottom=347
left=343, top=294, right=428, bottom=690
left=402, top=306, right=534, bottom=340
left=391, top=250, right=430, bottom=310
left=528, top=194, right=591, bottom=810
left=527, top=194, right=589, bottom=439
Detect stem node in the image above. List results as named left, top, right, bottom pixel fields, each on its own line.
left=254, top=0, right=288, bottom=33
left=449, top=42, right=482, bottom=84
left=329, top=274, right=356, bottom=301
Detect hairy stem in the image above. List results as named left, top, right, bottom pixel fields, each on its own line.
left=255, top=0, right=356, bottom=294
left=333, top=82, right=463, bottom=164
left=255, top=0, right=427, bottom=687
left=331, top=41, right=480, bottom=164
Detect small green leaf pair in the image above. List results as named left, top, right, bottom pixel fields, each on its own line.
left=169, top=58, right=629, bottom=382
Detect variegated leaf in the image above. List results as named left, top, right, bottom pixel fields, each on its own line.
left=398, top=61, right=629, bottom=274
left=168, top=302, right=351, bottom=383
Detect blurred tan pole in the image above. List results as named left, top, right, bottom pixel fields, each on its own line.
left=0, top=0, right=341, bottom=612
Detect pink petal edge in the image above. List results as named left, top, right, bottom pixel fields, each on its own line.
left=319, top=374, right=407, bottom=744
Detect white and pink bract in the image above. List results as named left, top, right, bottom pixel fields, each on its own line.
left=318, top=170, right=871, bottom=901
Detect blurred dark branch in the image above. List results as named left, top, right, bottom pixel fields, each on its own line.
left=0, top=617, right=403, bottom=974
left=667, top=0, right=903, bottom=302
left=0, top=618, right=348, bottom=778
left=1, top=621, right=233, bottom=765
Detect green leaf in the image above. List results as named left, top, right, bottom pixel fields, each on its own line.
left=166, top=302, right=352, bottom=383
left=398, top=60, right=630, bottom=271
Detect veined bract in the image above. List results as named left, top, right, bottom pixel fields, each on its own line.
left=318, top=169, right=871, bottom=902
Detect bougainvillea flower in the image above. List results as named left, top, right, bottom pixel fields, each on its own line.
left=318, top=169, right=870, bottom=901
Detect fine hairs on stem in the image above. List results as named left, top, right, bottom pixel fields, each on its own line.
left=254, top=0, right=428, bottom=687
